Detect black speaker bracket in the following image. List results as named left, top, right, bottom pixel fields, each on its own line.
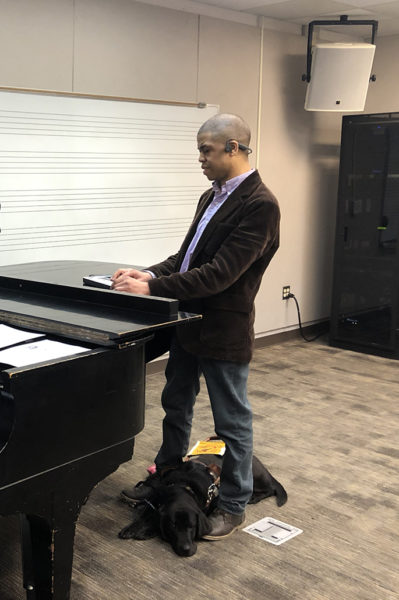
left=302, top=15, right=379, bottom=83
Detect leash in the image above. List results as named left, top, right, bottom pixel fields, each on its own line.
left=142, top=498, right=157, bottom=511
left=133, top=497, right=157, bottom=511
left=206, top=481, right=219, bottom=509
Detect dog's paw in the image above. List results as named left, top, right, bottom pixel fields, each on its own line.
left=118, top=523, right=138, bottom=539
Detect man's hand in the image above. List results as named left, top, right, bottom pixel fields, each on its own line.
left=111, top=268, right=151, bottom=295
left=111, top=268, right=152, bottom=282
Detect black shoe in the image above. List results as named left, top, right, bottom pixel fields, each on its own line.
left=202, top=508, right=245, bottom=540
left=120, top=472, right=160, bottom=507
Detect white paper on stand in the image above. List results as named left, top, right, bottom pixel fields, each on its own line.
left=0, top=324, right=45, bottom=349
left=0, top=339, right=90, bottom=367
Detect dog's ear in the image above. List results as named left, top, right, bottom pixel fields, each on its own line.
left=118, top=504, right=160, bottom=540
left=196, top=510, right=212, bottom=538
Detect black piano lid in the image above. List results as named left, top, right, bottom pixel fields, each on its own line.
left=0, top=260, right=201, bottom=346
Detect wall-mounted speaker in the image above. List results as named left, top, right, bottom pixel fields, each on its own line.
left=304, top=43, right=376, bottom=112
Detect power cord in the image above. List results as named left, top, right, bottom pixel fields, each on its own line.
left=286, top=292, right=326, bottom=343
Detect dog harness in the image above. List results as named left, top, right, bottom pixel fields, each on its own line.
left=189, top=458, right=221, bottom=510
left=164, top=458, right=221, bottom=510
left=135, top=460, right=221, bottom=513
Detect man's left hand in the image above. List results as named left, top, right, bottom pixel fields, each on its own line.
left=111, top=274, right=150, bottom=295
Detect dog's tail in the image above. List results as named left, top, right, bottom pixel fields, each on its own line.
left=251, top=455, right=288, bottom=507
left=270, top=475, right=288, bottom=507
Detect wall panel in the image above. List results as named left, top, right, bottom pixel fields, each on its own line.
left=74, top=0, right=199, bottom=101
left=0, top=0, right=74, bottom=91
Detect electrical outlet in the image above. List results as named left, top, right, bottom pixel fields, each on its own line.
left=282, top=285, right=291, bottom=300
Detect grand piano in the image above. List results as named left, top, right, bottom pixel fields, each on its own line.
left=0, top=260, right=199, bottom=600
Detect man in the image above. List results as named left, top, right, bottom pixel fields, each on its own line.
left=112, top=113, right=280, bottom=539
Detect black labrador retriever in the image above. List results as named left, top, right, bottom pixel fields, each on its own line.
left=118, top=454, right=287, bottom=557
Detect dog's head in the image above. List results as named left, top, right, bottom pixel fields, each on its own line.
left=158, top=490, right=212, bottom=557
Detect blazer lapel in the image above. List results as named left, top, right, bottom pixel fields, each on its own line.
left=188, top=171, right=259, bottom=266
left=174, top=188, right=215, bottom=271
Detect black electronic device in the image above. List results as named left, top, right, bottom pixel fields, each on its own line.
left=83, top=274, right=113, bottom=289
left=330, top=112, right=399, bottom=357
left=224, top=139, right=253, bottom=154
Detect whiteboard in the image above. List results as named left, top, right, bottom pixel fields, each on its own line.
left=0, top=90, right=218, bottom=267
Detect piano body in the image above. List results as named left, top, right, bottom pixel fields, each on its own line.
left=0, top=260, right=199, bottom=600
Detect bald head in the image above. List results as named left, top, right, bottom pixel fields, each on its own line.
left=198, top=113, right=251, bottom=149
left=197, top=113, right=253, bottom=185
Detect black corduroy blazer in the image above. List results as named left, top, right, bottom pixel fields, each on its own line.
left=147, top=170, right=280, bottom=363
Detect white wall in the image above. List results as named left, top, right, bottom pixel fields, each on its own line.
left=0, top=0, right=74, bottom=90
left=74, top=0, right=199, bottom=101
left=0, top=0, right=395, bottom=338
left=365, top=34, right=399, bottom=114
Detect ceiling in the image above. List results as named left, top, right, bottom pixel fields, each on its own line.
left=185, top=0, right=399, bottom=37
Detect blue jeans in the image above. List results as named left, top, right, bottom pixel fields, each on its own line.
left=155, top=336, right=253, bottom=515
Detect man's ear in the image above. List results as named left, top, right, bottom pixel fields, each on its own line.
left=225, top=139, right=239, bottom=154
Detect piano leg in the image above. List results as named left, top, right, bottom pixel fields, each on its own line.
left=2, top=441, right=136, bottom=598
left=20, top=515, right=37, bottom=598
left=20, top=505, right=80, bottom=600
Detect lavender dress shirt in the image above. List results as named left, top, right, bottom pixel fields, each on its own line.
left=179, top=169, right=254, bottom=273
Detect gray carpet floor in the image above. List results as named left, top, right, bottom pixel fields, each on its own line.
left=0, top=336, right=398, bottom=599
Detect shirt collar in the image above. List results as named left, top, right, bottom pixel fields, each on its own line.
left=212, top=169, right=255, bottom=196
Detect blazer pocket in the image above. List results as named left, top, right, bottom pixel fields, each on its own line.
left=200, top=309, right=250, bottom=350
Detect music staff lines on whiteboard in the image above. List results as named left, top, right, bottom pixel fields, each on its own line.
left=0, top=89, right=219, bottom=266
left=0, top=110, right=201, bottom=139
left=2, top=218, right=190, bottom=232
left=0, top=186, right=205, bottom=212
left=0, top=151, right=197, bottom=161
left=1, top=199, right=196, bottom=212
left=0, top=109, right=201, bottom=129
left=0, top=155, right=198, bottom=174
left=0, top=186, right=204, bottom=197
left=0, top=220, right=190, bottom=250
